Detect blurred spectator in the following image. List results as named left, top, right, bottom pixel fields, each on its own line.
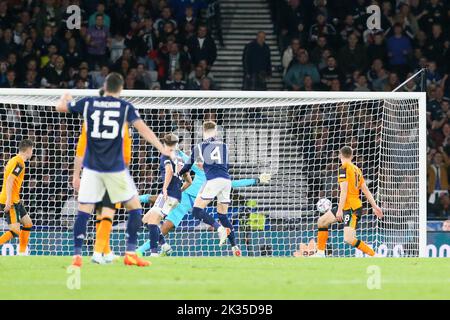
left=319, top=55, right=343, bottom=90
left=187, top=24, right=217, bottom=66
left=1, top=68, right=17, bottom=88
left=367, top=32, right=387, bottom=65
left=309, top=35, right=329, bottom=66
left=353, top=74, right=370, bottom=92
left=205, top=0, right=223, bottom=47
left=242, top=31, right=272, bottom=91
left=109, top=33, right=126, bottom=64
left=22, top=70, right=39, bottom=88
left=110, top=0, right=132, bottom=36
left=91, top=65, right=110, bottom=89
left=165, top=69, right=186, bottom=90
left=162, top=41, right=190, bottom=82
left=402, top=72, right=419, bottom=92
left=41, top=55, right=69, bottom=88
left=426, top=61, right=442, bottom=86
left=282, top=38, right=301, bottom=74
left=386, top=23, right=412, bottom=79
left=154, top=6, right=177, bottom=34
left=337, top=33, right=367, bottom=79
left=279, top=0, right=308, bottom=47
left=302, top=74, right=319, bottom=91
left=308, top=13, right=335, bottom=45
left=88, top=2, right=111, bottom=29
left=85, top=14, right=109, bottom=69
left=284, top=50, right=319, bottom=90
left=431, top=194, right=450, bottom=219
left=188, top=64, right=206, bottom=90
left=443, top=220, right=450, bottom=231
left=427, top=150, right=450, bottom=204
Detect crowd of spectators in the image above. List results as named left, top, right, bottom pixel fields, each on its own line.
left=267, top=0, right=450, bottom=221
left=0, top=105, right=205, bottom=226
left=0, top=0, right=219, bottom=91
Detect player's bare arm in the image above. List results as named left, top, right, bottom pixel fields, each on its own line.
left=132, top=119, right=169, bottom=157
left=181, top=172, right=192, bottom=192
left=336, top=181, right=348, bottom=222
left=73, top=155, right=83, bottom=192
left=3, top=174, right=16, bottom=213
left=55, top=92, right=73, bottom=112
left=361, top=182, right=383, bottom=219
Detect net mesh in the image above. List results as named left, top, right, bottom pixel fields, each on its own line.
left=0, top=92, right=423, bottom=257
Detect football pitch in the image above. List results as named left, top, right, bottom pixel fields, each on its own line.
left=0, top=256, right=449, bottom=300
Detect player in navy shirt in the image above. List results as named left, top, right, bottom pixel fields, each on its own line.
left=142, top=133, right=192, bottom=256
left=68, top=95, right=140, bottom=172
left=56, top=72, right=168, bottom=267
left=179, top=121, right=234, bottom=246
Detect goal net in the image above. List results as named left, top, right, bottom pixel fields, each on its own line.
left=0, top=90, right=426, bottom=257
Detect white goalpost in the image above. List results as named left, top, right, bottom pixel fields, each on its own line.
left=0, top=89, right=427, bottom=257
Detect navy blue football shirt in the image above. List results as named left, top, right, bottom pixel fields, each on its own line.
left=69, top=96, right=140, bottom=172
left=159, top=155, right=183, bottom=201
left=180, top=137, right=230, bottom=181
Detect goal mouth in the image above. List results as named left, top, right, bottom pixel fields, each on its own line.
left=0, top=89, right=426, bottom=258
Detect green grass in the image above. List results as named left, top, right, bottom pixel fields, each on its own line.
left=0, top=256, right=449, bottom=299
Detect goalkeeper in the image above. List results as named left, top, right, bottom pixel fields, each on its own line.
left=136, top=150, right=271, bottom=257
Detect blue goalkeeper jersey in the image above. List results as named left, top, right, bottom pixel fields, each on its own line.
left=68, top=96, right=140, bottom=172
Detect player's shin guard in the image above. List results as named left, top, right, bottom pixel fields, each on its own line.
left=126, top=209, right=142, bottom=253
left=0, top=230, right=19, bottom=245
left=94, top=217, right=113, bottom=254
left=317, top=228, right=328, bottom=252
left=192, top=207, right=220, bottom=230
left=73, top=211, right=90, bottom=255
left=19, top=225, right=32, bottom=253
left=352, top=239, right=375, bottom=256
left=147, top=224, right=160, bottom=254
left=218, top=214, right=236, bottom=247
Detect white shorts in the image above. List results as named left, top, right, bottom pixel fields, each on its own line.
left=152, top=194, right=180, bottom=217
left=200, top=178, right=232, bottom=204
left=78, top=168, right=137, bottom=205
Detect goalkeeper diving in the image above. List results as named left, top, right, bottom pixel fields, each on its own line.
left=137, top=145, right=271, bottom=257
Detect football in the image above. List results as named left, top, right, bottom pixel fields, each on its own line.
left=316, top=198, right=332, bottom=213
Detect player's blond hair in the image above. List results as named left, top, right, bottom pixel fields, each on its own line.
left=203, top=121, right=217, bottom=132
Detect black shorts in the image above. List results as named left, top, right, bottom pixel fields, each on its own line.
left=0, top=202, right=28, bottom=225
left=331, top=207, right=362, bottom=229
left=94, top=192, right=117, bottom=212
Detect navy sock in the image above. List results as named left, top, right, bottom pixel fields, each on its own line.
left=126, top=209, right=142, bottom=252
left=218, top=214, right=236, bottom=247
left=192, top=207, right=220, bottom=230
left=73, top=211, right=90, bottom=255
left=147, top=224, right=160, bottom=253
left=159, top=232, right=166, bottom=245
